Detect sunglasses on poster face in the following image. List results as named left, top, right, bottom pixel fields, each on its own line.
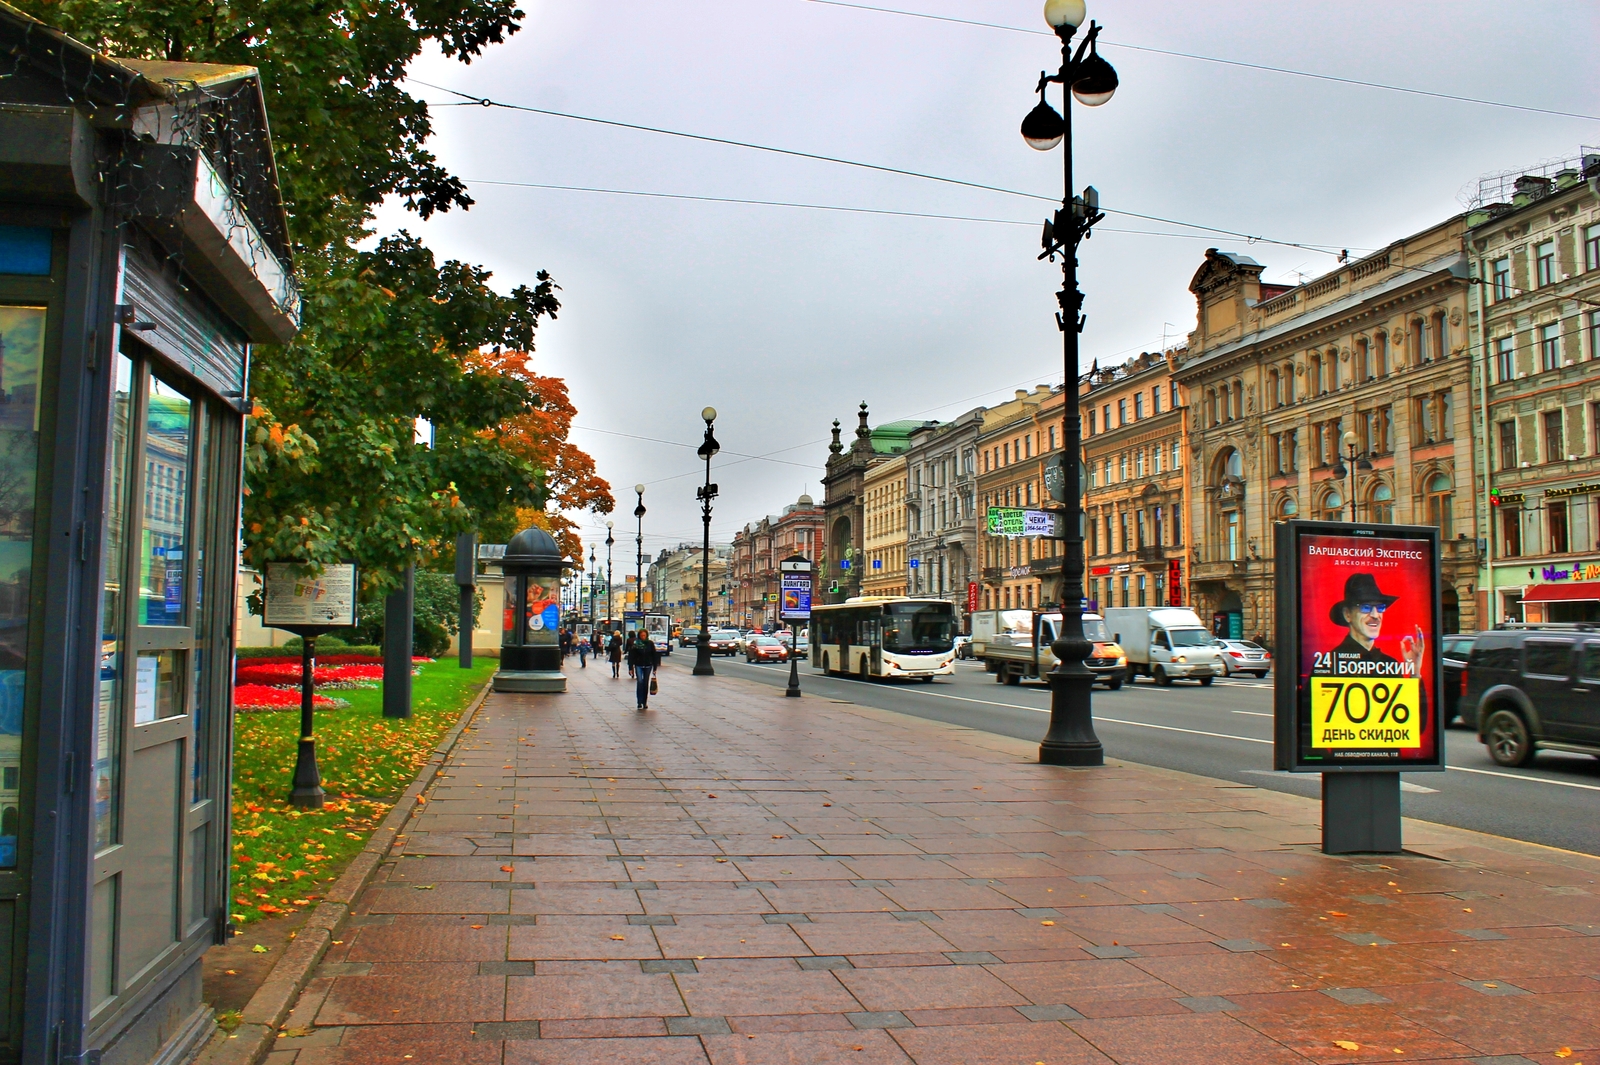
left=1354, top=603, right=1389, bottom=616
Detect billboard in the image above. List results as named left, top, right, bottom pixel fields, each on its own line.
left=986, top=507, right=1061, bottom=538
left=1274, top=521, right=1443, bottom=772
left=780, top=558, right=812, bottom=621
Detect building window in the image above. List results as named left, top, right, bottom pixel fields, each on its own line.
left=1321, top=490, right=1344, bottom=523
left=1048, top=426, right=1057, bottom=449
left=1540, top=323, right=1561, bottom=372
left=1103, top=404, right=1111, bottom=430
left=1275, top=495, right=1298, bottom=521
left=1151, top=386, right=1161, bottom=415
left=1495, top=336, right=1515, bottom=382
left=1544, top=409, right=1565, bottom=462
left=1492, top=257, right=1511, bottom=300
left=1117, top=398, right=1127, bottom=425
left=1283, top=364, right=1295, bottom=403
left=1023, top=435, right=1031, bottom=459
left=1425, top=473, right=1453, bottom=539
left=1136, top=574, right=1146, bottom=607
left=1536, top=241, right=1556, bottom=287
left=1369, top=482, right=1394, bottom=524
left=1119, top=512, right=1129, bottom=553
left=1309, top=354, right=1322, bottom=395
left=1086, top=411, right=1096, bottom=436
left=1590, top=312, right=1600, bottom=361
left=1134, top=451, right=1145, bottom=478
left=1549, top=499, right=1569, bottom=554
left=1136, top=510, right=1147, bottom=549
left=1134, top=393, right=1144, bottom=419
left=1170, top=382, right=1179, bottom=409
left=1498, top=421, right=1517, bottom=470
left=1118, top=454, right=1128, bottom=481
left=1501, top=507, right=1521, bottom=557
left=1374, top=333, right=1388, bottom=377
left=1268, top=368, right=1280, bottom=408
left=1358, top=337, right=1373, bottom=380
left=1172, top=508, right=1182, bottom=545
left=1594, top=403, right=1600, bottom=454
left=1223, top=511, right=1239, bottom=560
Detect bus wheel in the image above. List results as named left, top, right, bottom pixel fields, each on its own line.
left=821, top=652, right=830, bottom=674
left=921, top=676, right=934, bottom=683
left=858, top=657, right=870, bottom=682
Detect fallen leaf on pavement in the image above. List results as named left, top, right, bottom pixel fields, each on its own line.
left=500, top=866, right=514, bottom=872
left=1555, top=1049, right=1572, bottom=1059
left=470, top=925, right=484, bottom=929
left=1333, top=1041, right=1361, bottom=1051
left=1040, top=920, right=1055, bottom=926
left=224, top=970, right=238, bottom=975
left=251, top=945, right=269, bottom=954
left=610, top=935, right=625, bottom=941
left=1327, top=911, right=1348, bottom=917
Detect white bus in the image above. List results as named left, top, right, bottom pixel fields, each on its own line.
left=809, top=597, right=957, bottom=682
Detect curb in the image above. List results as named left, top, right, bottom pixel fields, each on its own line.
left=195, top=678, right=494, bottom=1065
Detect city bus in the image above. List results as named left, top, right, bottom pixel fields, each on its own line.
left=809, top=597, right=958, bottom=682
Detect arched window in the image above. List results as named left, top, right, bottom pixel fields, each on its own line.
left=1275, top=495, right=1298, bottom=521
left=1268, top=368, right=1280, bottom=408
left=1374, top=333, right=1388, bottom=377
left=1205, top=388, right=1217, bottom=426
left=1225, top=450, right=1243, bottom=480
left=1321, top=489, right=1345, bottom=523
left=1410, top=318, right=1425, bottom=363
left=1233, top=379, right=1244, bottom=417
left=1358, top=337, right=1373, bottom=381
left=1310, top=353, right=1322, bottom=395
left=1431, top=311, right=1448, bottom=359
left=1426, top=473, right=1454, bottom=538
left=1327, top=349, right=1340, bottom=391
left=1284, top=363, right=1296, bottom=403
left=1369, top=482, right=1394, bottom=524
left=1213, top=448, right=1244, bottom=562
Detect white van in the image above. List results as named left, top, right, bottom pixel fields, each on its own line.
left=1103, top=607, right=1224, bottom=685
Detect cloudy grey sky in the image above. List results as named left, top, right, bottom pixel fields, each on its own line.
left=377, top=0, right=1598, bottom=563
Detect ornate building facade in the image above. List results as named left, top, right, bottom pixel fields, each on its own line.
left=819, top=403, right=926, bottom=602
left=647, top=543, right=731, bottom=629
left=903, top=410, right=983, bottom=626
left=1175, top=220, right=1481, bottom=643
left=730, top=494, right=822, bottom=629
left=1082, top=352, right=1186, bottom=613
left=976, top=385, right=1064, bottom=610
left=861, top=455, right=909, bottom=597
left=1467, top=153, right=1600, bottom=623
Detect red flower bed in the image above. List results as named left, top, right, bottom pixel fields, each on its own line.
left=236, top=662, right=388, bottom=687
left=234, top=684, right=344, bottom=710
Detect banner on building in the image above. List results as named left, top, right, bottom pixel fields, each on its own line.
left=985, top=507, right=1062, bottom=538
left=1273, top=521, right=1443, bottom=773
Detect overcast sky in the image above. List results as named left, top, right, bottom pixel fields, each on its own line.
left=377, top=0, right=1599, bottom=564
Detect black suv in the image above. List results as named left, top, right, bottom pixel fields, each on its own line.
left=1465, top=624, right=1600, bottom=766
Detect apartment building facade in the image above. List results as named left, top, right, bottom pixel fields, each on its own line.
left=861, top=455, right=909, bottom=597
left=976, top=385, right=1065, bottom=610
left=647, top=543, right=732, bottom=629
left=1467, top=152, right=1600, bottom=623
left=903, top=411, right=983, bottom=626
left=1175, top=220, right=1480, bottom=643
left=730, top=493, right=823, bottom=629
left=1081, top=353, right=1187, bottom=613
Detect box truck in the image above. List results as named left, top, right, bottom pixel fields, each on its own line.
left=1103, top=607, right=1224, bottom=685
left=978, top=610, right=1127, bottom=689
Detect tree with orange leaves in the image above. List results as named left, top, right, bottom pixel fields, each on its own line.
left=471, top=348, right=614, bottom=560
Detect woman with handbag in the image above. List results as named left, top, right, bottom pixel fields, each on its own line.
left=627, top=630, right=661, bottom=711
left=608, top=631, right=624, bottom=678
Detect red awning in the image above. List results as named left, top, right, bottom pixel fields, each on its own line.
left=1521, top=582, right=1600, bottom=603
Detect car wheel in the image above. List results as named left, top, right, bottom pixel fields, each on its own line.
left=1107, top=679, right=1122, bottom=691
left=1199, top=676, right=1214, bottom=686
left=1254, top=671, right=1267, bottom=679
left=1154, top=666, right=1171, bottom=687
left=1485, top=709, right=1535, bottom=767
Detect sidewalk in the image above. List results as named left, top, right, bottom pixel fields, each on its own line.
left=267, top=659, right=1600, bottom=1065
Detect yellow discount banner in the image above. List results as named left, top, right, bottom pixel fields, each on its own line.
left=1311, top=677, right=1423, bottom=749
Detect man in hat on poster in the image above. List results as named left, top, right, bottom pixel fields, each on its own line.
left=1325, top=572, right=1425, bottom=672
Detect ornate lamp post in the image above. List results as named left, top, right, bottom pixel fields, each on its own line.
left=634, top=485, right=647, bottom=631
left=1022, top=0, right=1119, bottom=766
left=1330, top=429, right=1372, bottom=522
left=588, top=545, right=598, bottom=628
left=605, top=520, right=615, bottom=629
left=694, top=407, right=720, bottom=676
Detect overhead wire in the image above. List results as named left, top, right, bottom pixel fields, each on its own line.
left=411, top=80, right=1359, bottom=256
left=802, top=0, right=1600, bottom=124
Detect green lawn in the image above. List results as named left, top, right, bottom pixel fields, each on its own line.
left=228, top=658, right=494, bottom=925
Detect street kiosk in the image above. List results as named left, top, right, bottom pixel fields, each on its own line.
left=0, top=8, right=301, bottom=1063
left=492, top=526, right=568, bottom=694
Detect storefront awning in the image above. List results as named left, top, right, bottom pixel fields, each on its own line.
left=1521, top=581, right=1600, bottom=603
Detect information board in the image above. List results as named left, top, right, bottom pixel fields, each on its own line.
left=779, top=558, right=812, bottom=621
left=1274, top=521, right=1443, bottom=772
left=262, top=563, right=359, bottom=628
left=986, top=507, right=1061, bottom=538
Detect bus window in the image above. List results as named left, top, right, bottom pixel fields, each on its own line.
left=881, top=603, right=954, bottom=653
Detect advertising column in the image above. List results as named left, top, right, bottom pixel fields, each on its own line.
left=779, top=556, right=813, bottom=698
left=1274, top=521, right=1443, bottom=853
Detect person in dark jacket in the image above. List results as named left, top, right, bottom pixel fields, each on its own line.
left=627, top=631, right=661, bottom=710
left=608, top=632, right=624, bottom=678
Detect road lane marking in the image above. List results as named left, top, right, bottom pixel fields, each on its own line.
left=1445, top=765, right=1600, bottom=792
left=1231, top=711, right=1272, bottom=717
left=1094, top=717, right=1271, bottom=745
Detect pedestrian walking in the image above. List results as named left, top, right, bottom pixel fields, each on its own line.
left=578, top=635, right=589, bottom=668
left=608, top=631, right=624, bottom=678
left=628, top=630, right=661, bottom=711
left=559, top=628, right=572, bottom=658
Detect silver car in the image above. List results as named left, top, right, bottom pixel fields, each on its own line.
left=1217, top=639, right=1272, bottom=677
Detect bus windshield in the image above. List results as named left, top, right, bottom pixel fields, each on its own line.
left=882, top=602, right=954, bottom=653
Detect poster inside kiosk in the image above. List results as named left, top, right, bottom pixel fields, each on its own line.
left=1274, top=522, right=1443, bottom=772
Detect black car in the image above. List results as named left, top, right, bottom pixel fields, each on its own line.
left=1466, top=624, right=1600, bottom=766
left=1440, top=634, right=1475, bottom=725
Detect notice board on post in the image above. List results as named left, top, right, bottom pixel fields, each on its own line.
left=262, top=563, right=359, bottom=630
left=1273, top=520, right=1444, bottom=773
left=779, top=557, right=812, bottom=621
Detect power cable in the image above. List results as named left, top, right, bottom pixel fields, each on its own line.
left=411, top=80, right=1357, bottom=255
left=803, top=0, right=1600, bottom=124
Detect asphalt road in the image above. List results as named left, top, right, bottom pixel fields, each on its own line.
left=665, top=651, right=1600, bottom=856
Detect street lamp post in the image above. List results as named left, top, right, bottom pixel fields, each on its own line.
left=634, top=485, right=647, bottom=632
left=588, top=546, right=598, bottom=630
left=1330, top=429, right=1372, bottom=522
left=605, top=521, right=615, bottom=631
left=694, top=408, right=720, bottom=676
left=1022, top=0, right=1118, bottom=767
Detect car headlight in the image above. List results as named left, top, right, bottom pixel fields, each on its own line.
left=1116, top=657, right=1126, bottom=665
left=1175, top=655, right=1186, bottom=663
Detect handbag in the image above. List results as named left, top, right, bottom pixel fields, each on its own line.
left=649, top=675, right=659, bottom=695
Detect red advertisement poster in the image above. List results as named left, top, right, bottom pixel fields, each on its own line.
left=1294, top=531, right=1439, bottom=767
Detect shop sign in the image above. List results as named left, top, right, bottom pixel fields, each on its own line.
left=1544, top=483, right=1600, bottom=498
left=1273, top=520, right=1444, bottom=773
left=986, top=506, right=1062, bottom=538
left=1540, top=562, right=1600, bottom=581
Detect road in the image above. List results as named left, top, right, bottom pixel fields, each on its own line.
left=664, top=652, right=1600, bottom=856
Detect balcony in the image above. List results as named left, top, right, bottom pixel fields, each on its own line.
left=1135, top=545, right=1169, bottom=565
